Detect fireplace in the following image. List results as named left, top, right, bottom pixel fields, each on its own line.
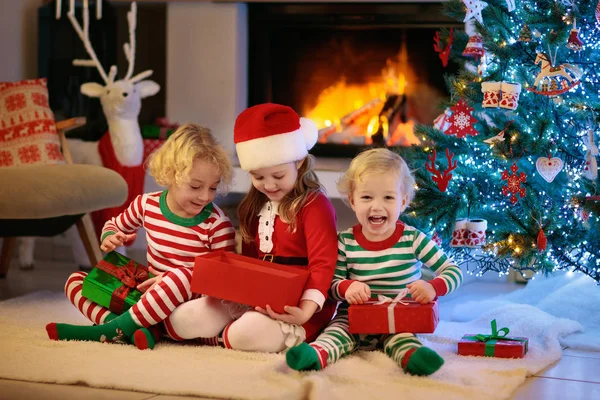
left=248, top=2, right=460, bottom=157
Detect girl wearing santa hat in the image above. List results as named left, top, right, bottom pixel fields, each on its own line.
left=165, top=103, right=339, bottom=352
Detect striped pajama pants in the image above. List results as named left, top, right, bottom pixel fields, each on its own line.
left=310, top=306, right=423, bottom=367
left=64, top=267, right=201, bottom=339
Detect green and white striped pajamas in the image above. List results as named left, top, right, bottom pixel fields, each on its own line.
left=312, top=222, right=463, bottom=368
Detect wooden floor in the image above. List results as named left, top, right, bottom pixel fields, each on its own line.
left=1, top=238, right=599, bottom=400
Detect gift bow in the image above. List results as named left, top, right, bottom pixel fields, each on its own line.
left=466, top=319, right=510, bottom=342
left=374, top=288, right=410, bottom=306
left=373, top=288, right=410, bottom=333
left=464, top=319, right=527, bottom=357
left=97, top=258, right=150, bottom=314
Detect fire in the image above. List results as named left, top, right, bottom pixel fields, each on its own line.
left=305, top=40, right=421, bottom=147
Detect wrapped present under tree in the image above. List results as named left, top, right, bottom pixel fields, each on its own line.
left=82, top=251, right=153, bottom=314
left=458, top=319, right=529, bottom=358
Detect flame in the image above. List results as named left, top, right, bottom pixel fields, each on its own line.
left=305, top=35, right=420, bottom=147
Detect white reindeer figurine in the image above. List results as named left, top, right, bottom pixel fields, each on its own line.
left=18, top=1, right=160, bottom=269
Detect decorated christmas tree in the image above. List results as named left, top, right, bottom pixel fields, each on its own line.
left=398, top=0, right=600, bottom=282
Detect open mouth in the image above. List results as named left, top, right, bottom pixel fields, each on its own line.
left=368, top=216, right=387, bottom=225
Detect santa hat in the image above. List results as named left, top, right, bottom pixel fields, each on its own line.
left=234, top=103, right=318, bottom=171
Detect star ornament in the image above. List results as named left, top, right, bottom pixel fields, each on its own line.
left=463, top=0, right=488, bottom=24
left=445, top=99, right=479, bottom=138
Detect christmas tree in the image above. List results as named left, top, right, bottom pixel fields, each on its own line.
left=398, top=0, right=600, bottom=282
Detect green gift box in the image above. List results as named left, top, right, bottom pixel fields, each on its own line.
left=82, top=252, right=153, bottom=315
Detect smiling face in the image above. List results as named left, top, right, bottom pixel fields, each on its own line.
left=350, top=171, right=408, bottom=242
left=249, top=162, right=299, bottom=202
left=166, top=158, right=221, bottom=218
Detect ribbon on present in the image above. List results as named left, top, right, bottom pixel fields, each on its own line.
left=96, top=258, right=151, bottom=314
left=464, top=319, right=528, bottom=356
left=373, top=288, right=410, bottom=334
left=155, top=117, right=179, bottom=140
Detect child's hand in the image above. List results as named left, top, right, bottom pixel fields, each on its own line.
left=406, top=280, right=436, bottom=304
left=100, top=232, right=137, bottom=252
left=255, top=300, right=318, bottom=326
left=345, top=281, right=371, bottom=304
left=137, top=267, right=165, bottom=295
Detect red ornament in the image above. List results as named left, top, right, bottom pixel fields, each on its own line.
left=501, top=163, right=527, bottom=205
left=431, top=231, right=443, bottom=246
left=566, top=20, right=584, bottom=51
left=425, top=148, right=458, bottom=192
left=433, top=28, right=454, bottom=67
left=445, top=99, right=479, bottom=138
left=596, top=0, right=600, bottom=24
left=537, top=228, right=547, bottom=252
left=462, top=35, right=484, bottom=58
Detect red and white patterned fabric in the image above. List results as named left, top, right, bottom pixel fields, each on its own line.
left=0, top=78, right=64, bottom=167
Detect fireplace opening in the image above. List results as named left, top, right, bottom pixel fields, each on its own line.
left=248, top=3, right=461, bottom=158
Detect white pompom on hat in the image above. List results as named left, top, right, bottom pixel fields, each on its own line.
left=234, top=103, right=318, bottom=171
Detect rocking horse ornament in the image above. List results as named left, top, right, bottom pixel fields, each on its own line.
left=527, top=51, right=582, bottom=97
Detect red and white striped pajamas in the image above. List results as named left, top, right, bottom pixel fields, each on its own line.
left=65, top=191, right=236, bottom=333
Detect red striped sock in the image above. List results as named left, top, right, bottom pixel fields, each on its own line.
left=311, top=344, right=329, bottom=370
left=401, top=347, right=418, bottom=369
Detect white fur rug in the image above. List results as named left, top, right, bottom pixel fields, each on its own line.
left=448, top=273, right=600, bottom=351
left=0, top=291, right=581, bottom=400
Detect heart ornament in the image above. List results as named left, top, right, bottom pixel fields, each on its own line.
left=536, top=157, right=563, bottom=183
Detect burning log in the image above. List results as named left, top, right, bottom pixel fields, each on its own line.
left=340, top=99, right=383, bottom=128
left=372, top=94, right=406, bottom=146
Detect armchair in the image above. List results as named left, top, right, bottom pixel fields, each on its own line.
left=0, top=117, right=128, bottom=278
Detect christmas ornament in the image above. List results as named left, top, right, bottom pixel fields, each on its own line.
left=566, top=19, right=583, bottom=52
left=462, top=0, right=488, bottom=24
left=505, top=0, right=516, bottom=12
left=537, top=227, right=547, bottom=252
left=584, top=128, right=598, bottom=180
left=446, top=99, right=479, bottom=138
left=596, top=0, right=600, bottom=24
left=450, top=218, right=468, bottom=247
left=433, top=29, right=454, bottom=68
left=425, top=148, right=458, bottom=192
left=433, top=108, right=452, bottom=133
left=466, top=219, right=487, bottom=248
left=528, top=51, right=582, bottom=96
left=481, top=81, right=501, bottom=107
left=502, top=163, right=527, bottom=205
left=463, top=35, right=484, bottom=58
left=484, top=131, right=505, bottom=145
left=484, top=120, right=512, bottom=145
left=431, top=231, right=443, bottom=247
left=518, top=24, right=532, bottom=42
left=536, top=156, right=564, bottom=183
left=499, top=82, right=522, bottom=110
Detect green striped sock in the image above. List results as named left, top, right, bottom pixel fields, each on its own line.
left=46, top=311, right=140, bottom=344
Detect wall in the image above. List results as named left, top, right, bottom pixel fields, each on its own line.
left=0, top=0, right=40, bottom=81
left=166, top=1, right=247, bottom=156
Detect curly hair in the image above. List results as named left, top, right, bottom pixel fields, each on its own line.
left=147, top=123, right=233, bottom=193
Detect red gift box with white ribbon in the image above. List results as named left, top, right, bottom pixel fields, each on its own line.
left=191, top=251, right=309, bottom=314
left=348, top=290, right=439, bottom=334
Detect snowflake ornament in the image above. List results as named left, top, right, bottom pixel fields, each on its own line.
left=501, top=163, right=527, bottom=205
left=463, top=0, right=488, bottom=24
left=445, top=99, right=479, bottom=138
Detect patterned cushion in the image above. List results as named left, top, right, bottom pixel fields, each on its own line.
left=0, top=78, right=64, bottom=167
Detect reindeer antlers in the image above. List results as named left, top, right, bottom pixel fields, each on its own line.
left=433, top=28, right=454, bottom=67
left=63, top=1, right=152, bottom=84
left=67, top=0, right=108, bottom=83
left=425, top=148, right=458, bottom=192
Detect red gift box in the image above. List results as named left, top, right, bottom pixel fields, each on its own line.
left=191, top=251, right=309, bottom=314
left=348, top=297, right=439, bottom=334
left=457, top=320, right=529, bottom=358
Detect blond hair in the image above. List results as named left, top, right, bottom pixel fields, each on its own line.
left=147, top=123, right=233, bottom=192
left=238, top=155, right=322, bottom=243
left=337, top=148, right=415, bottom=208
